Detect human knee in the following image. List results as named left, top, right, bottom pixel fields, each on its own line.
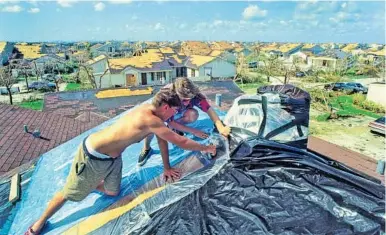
left=182, top=109, right=199, bottom=123
left=105, top=189, right=120, bottom=197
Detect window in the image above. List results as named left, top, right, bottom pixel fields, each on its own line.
left=151, top=72, right=155, bottom=81
left=108, top=47, right=113, bottom=53
left=322, top=60, right=327, bottom=66
left=204, top=67, right=212, bottom=76
left=163, top=71, right=166, bottom=79
left=191, top=69, right=195, bottom=77
left=156, top=72, right=163, bottom=80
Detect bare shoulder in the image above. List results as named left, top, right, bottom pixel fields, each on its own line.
left=136, top=105, right=163, bottom=127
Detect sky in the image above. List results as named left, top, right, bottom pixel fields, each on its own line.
left=0, top=0, right=385, bottom=43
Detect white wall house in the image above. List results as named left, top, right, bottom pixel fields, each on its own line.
left=185, top=55, right=236, bottom=80
left=367, top=83, right=386, bottom=107
left=307, top=56, right=337, bottom=71
left=88, top=55, right=173, bottom=88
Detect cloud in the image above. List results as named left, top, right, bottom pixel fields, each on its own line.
left=280, top=20, right=287, bottom=26
left=341, top=2, right=347, bottom=9
left=26, top=0, right=38, bottom=6
left=108, top=0, right=132, bottom=4
left=213, top=20, right=223, bottom=26
left=1, top=5, right=22, bottom=12
left=179, top=23, right=186, bottom=29
left=57, top=0, right=76, bottom=8
left=293, top=13, right=317, bottom=21
left=28, top=7, right=39, bottom=13
left=329, top=11, right=357, bottom=23
left=154, top=22, right=165, bottom=31
left=94, top=2, right=105, bottom=11
left=131, top=14, right=138, bottom=20
left=0, top=1, right=19, bottom=4
left=242, top=5, right=267, bottom=20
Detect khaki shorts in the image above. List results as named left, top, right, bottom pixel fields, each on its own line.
left=62, top=143, right=122, bottom=202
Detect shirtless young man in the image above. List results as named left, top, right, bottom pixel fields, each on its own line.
left=25, top=88, right=216, bottom=235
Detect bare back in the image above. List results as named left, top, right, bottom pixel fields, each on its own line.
left=87, top=104, right=163, bottom=158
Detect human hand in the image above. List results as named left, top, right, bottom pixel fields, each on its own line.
left=163, top=167, right=182, bottom=183
left=192, top=129, right=209, bottom=139
left=203, top=144, right=217, bottom=156
left=218, top=125, right=231, bottom=137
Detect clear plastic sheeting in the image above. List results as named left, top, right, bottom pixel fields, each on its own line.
left=224, top=94, right=308, bottom=141
left=8, top=97, right=228, bottom=235
left=87, top=134, right=229, bottom=235
left=224, top=84, right=311, bottom=148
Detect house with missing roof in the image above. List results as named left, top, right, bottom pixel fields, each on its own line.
left=87, top=48, right=236, bottom=88
left=87, top=49, right=174, bottom=88
left=307, top=56, right=338, bottom=71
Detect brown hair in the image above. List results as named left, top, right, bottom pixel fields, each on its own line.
left=152, top=88, right=181, bottom=108
left=172, top=77, right=206, bottom=99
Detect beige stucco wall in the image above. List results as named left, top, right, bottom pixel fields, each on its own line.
left=367, top=83, right=386, bottom=107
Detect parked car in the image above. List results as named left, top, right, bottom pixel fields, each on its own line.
left=28, top=81, right=56, bottom=91
left=345, top=82, right=368, bottom=94
left=248, top=62, right=258, bottom=68
left=0, top=87, right=20, bottom=95
left=295, top=71, right=306, bottom=77
left=368, top=116, right=385, bottom=135
left=324, top=82, right=365, bottom=94
left=324, top=82, right=347, bottom=91
left=42, top=74, right=55, bottom=81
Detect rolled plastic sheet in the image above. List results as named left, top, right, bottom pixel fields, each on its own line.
left=8, top=97, right=228, bottom=235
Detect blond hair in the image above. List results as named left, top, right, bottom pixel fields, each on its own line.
left=172, top=77, right=205, bottom=99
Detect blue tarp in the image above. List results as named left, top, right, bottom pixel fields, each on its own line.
left=9, top=98, right=226, bottom=235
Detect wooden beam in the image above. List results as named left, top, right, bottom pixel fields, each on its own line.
left=9, top=173, right=21, bottom=203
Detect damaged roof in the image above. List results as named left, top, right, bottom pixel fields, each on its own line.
left=109, top=49, right=172, bottom=72
left=15, top=43, right=45, bottom=59
left=185, top=55, right=217, bottom=68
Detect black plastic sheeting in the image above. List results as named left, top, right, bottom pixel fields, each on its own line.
left=133, top=133, right=385, bottom=235
left=258, top=84, right=311, bottom=128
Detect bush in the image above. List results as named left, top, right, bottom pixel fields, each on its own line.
left=352, top=93, right=366, bottom=105
left=360, top=100, right=385, bottom=113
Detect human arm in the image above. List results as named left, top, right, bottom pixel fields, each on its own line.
left=168, top=120, right=208, bottom=139
left=149, top=118, right=215, bottom=154
left=156, top=136, right=181, bottom=182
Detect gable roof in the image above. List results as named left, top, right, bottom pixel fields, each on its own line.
left=366, top=48, right=385, bottom=56
left=181, top=41, right=212, bottom=56
left=159, top=47, right=175, bottom=54
left=208, top=50, right=224, bottom=57
left=86, top=54, right=107, bottom=65
left=0, top=104, right=96, bottom=175
left=341, top=43, right=359, bottom=53
left=185, top=55, right=217, bottom=68
left=108, top=49, right=173, bottom=72
left=0, top=42, right=7, bottom=54
left=15, top=43, right=45, bottom=59
left=210, top=41, right=234, bottom=51
left=277, top=43, right=301, bottom=53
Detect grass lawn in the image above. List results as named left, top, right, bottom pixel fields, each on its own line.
left=17, top=99, right=43, bottom=111
left=236, top=82, right=266, bottom=94
left=65, top=83, right=81, bottom=91
left=316, top=95, right=382, bottom=121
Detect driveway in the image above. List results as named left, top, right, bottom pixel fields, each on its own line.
left=0, top=81, right=67, bottom=104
